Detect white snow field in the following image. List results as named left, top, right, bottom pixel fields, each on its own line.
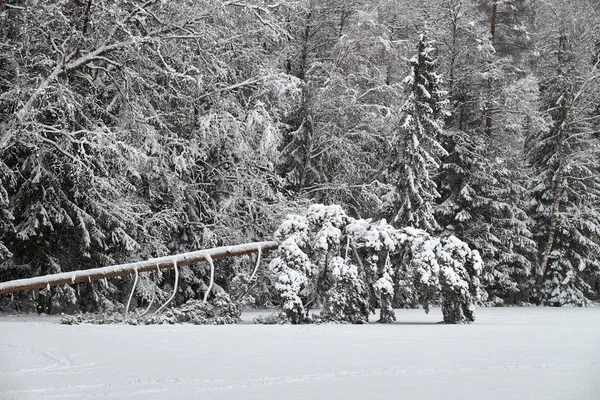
left=1, top=307, right=599, bottom=400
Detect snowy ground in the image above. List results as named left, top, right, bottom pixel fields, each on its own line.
left=1, top=307, right=598, bottom=400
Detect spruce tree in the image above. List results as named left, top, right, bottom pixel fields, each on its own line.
left=436, top=1, right=538, bottom=305
left=527, top=81, right=600, bottom=305
left=385, top=33, right=448, bottom=232
left=437, top=136, right=536, bottom=304
left=527, top=1, right=600, bottom=305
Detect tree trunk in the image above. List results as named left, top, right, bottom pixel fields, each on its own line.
left=490, top=1, right=498, bottom=43
left=297, top=10, right=312, bottom=81
left=538, top=127, right=567, bottom=280
left=0, top=241, right=279, bottom=296
left=484, top=1, right=498, bottom=136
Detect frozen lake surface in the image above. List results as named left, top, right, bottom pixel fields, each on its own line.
left=1, top=307, right=599, bottom=400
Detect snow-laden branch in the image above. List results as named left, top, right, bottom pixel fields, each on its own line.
left=222, top=1, right=290, bottom=38
left=0, top=1, right=212, bottom=152
left=0, top=241, right=279, bottom=296
left=197, top=77, right=263, bottom=100
left=0, top=63, right=63, bottom=150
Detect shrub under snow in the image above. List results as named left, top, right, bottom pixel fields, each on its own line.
left=269, top=204, right=483, bottom=324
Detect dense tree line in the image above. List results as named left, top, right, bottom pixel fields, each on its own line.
left=0, top=0, right=598, bottom=314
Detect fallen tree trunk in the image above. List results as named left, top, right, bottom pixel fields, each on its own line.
left=0, top=241, right=279, bottom=296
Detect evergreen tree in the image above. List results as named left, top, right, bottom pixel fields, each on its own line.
left=384, top=33, right=448, bottom=232
left=437, top=99, right=539, bottom=305
left=322, top=257, right=371, bottom=324
left=435, top=1, right=537, bottom=305
left=527, top=0, right=600, bottom=305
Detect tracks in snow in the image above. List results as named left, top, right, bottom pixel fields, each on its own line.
left=0, top=343, right=95, bottom=377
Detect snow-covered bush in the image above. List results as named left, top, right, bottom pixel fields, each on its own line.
left=374, top=269, right=396, bottom=323
left=62, top=292, right=241, bottom=325
left=143, top=293, right=241, bottom=325
left=346, top=218, right=402, bottom=323
left=399, top=228, right=441, bottom=311
left=321, top=257, right=370, bottom=324
left=437, top=236, right=483, bottom=323
left=253, top=313, right=289, bottom=325
left=399, top=229, right=483, bottom=323
left=268, top=235, right=313, bottom=324
left=61, top=312, right=126, bottom=325
left=269, top=204, right=483, bottom=324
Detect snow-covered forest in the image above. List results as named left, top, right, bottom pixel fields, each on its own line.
left=0, top=0, right=599, bottom=318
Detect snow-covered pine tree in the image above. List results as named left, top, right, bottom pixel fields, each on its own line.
left=436, top=114, right=538, bottom=306
left=384, top=32, right=448, bottom=233
left=278, top=0, right=354, bottom=195
left=476, top=159, right=537, bottom=305
left=435, top=1, right=538, bottom=305
left=527, top=0, right=600, bottom=305
left=321, top=257, right=371, bottom=324
left=346, top=218, right=404, bottom=323
left=396, top=227, right=483, bottom=323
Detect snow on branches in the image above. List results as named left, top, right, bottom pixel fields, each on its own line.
left=269, top=204, right=483, bottom=324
